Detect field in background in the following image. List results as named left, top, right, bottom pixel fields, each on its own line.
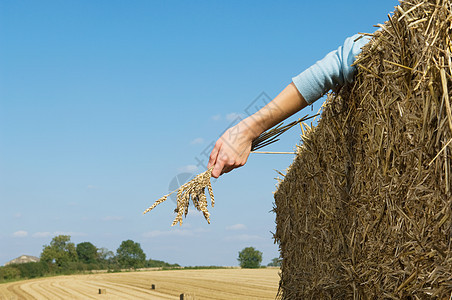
left=0, top=268, right=280, bottom=299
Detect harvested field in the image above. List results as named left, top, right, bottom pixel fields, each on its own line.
left=0, top=268, right=280, bottom=299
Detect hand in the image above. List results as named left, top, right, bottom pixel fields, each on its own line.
left=206, top=83, right=308, bottom=178
left=207, top=119, right=258, bottom=178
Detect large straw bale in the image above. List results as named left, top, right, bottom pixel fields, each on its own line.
left=273, top=0, right=452, bottom=298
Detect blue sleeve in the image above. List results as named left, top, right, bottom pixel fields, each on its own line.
left=292, top=34, right=370, bottom=105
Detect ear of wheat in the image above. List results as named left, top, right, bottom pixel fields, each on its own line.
left=143, top=167, right=215, bottom=226
left=143, top=114, right=317, bottom=226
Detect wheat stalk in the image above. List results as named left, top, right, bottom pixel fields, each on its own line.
left=143, top=113, right=318, bottom=226
left=143, top=167, right=215, bottom=226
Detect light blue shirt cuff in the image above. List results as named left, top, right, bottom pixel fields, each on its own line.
left=292, top=34, right=370, bottom=105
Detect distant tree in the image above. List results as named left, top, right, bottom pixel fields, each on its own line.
left=41, top=235, right=77, bottom=268
left=238, top=247, right=262, bottom=269
left=98, top=247, right=114, bottom=262
left=116, top=240, right=146, bottom=268
left=76, top=242, right=98, bottom=264
left=267, top=257, right=281, bottom=267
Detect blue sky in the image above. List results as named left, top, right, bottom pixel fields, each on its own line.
left=0, top=0, right=397, bottom=266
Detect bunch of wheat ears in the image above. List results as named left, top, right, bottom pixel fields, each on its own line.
left=143, top=114, right=317, bottom=226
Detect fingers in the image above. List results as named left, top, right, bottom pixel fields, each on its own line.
left=212, top=156, right=247, bottom=177
left=207, top=125, right=252, bottom=178
left=212, top=157, right=225, bottom=178
left=208, top=140, right=221, bottom=169
left=221, top=157, right=246, bottom=175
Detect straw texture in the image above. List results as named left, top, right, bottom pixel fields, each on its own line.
left=273, top=0, right=452, bottom=298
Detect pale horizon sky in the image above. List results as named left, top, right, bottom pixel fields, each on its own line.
left=1, top=0, right=398, bottom=266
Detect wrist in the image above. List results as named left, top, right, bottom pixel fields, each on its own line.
left=240, top=116, right=265, bottom=141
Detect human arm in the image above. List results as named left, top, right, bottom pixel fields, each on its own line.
left=208, top=33, right=369, bottom=178
left=207, top=83, right=308, bottom=178
left=293, top=34, right=369, bottom=104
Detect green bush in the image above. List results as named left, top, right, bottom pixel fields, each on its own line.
left=145, top=259, right=180, bottom=268
left=12, top=262, right=49, bottom=279
left=86, top=263, right=101, bottom=270
left=0, top=266, right=21, bottom=281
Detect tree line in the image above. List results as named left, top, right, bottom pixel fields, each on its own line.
left=0, top=235, right=281, bottom=283
left=0, top=235, right=179, bottom=282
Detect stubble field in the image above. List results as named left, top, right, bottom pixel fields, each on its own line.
left=0, top=268, right=280, bottom=299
